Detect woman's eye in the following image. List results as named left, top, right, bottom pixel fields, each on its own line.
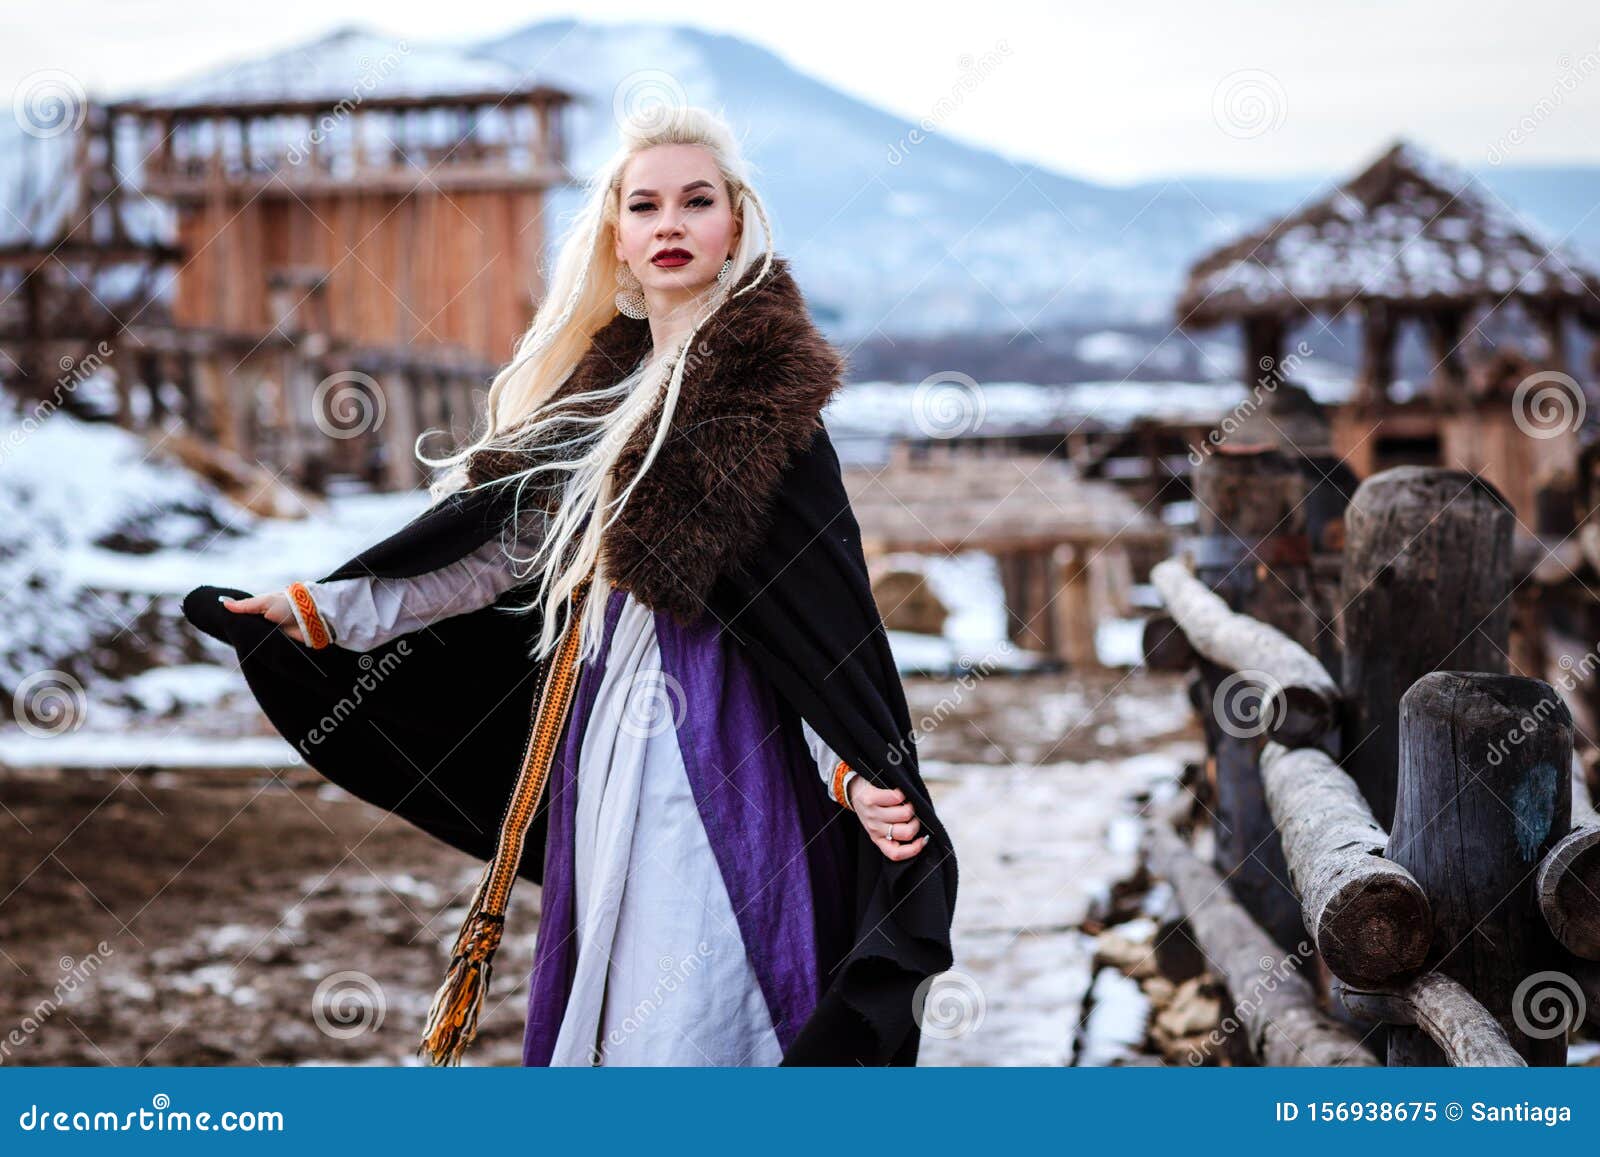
left=627, top=196, right=711, bottom=213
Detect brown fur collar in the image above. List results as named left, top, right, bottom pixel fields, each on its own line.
left=466, top=255, right=847, bottom=623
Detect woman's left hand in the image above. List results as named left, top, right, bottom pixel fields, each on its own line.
left=847, top=778, right=930, bottom=860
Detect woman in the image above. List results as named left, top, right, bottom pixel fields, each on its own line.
left=183, top=107, right=956, bottom=1066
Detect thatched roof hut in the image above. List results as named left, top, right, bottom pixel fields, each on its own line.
left=1177, top=140, right=1600, bottom=402
left=1176, top=139, right=1600, bottom=525
left=1179, top=140, right=1600, bottom=326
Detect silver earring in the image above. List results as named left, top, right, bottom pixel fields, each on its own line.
left=716, top=258, right=733, bottom=285
left=614, top=263, right=648, bottom=319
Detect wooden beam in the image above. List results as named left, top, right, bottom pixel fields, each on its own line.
left=1333, top=973, right=1527, bottom=1067
left=1421, top=306, right=1469, bottom=401
left=1355, top=299, right=1396, bottom=406
left=1151, top=558, right=1338, bottom=744
left=1534, top=754, right=1600, bottom=959
left=1242, top=315, right=1286, bottom=387
left=1259, top=742, right=1432, bottom=986
left=1141, top=613, right=1196, bottom=672
left=1053, top=546, right=1099, bottom=670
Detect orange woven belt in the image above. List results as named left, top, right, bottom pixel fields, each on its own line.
left=418, top=573, right=595, bottom=1065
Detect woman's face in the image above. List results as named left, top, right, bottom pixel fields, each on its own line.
left=614, top=144, right=739, bottom=307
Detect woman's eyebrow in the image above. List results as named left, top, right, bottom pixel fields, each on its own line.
left=626, top=179, right=715, bottom=197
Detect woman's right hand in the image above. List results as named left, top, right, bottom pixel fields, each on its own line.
left=847, top=778, right=930, bottom=860
left=220, top=591, right=306, bottom=645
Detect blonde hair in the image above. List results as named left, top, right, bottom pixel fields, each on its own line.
left=418, top=106, right=778, bottom=662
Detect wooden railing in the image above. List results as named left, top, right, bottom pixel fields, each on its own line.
left=1146, top=448, right=1596, bottom=1066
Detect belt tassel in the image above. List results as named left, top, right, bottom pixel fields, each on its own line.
left=418, top=575, right=593, bottom=1065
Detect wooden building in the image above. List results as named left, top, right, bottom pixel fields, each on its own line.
left=1176, top=140, right=1600, bottom=526
left=1, top=81, right=576, bottom=495
left=846, top=445, right=1170, bottom=668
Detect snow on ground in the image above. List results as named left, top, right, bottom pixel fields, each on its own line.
left=825, top=379, right=1254, bottom=444
left=0, top=403, right=247, bottom=691
left=899, top=665, right=1201, bottom=1066
left=879, top=550, right=1053, bottom=676
left=0, top=400, right=1062, bottom=763
left=0, top=403, right=438, bottom=761
left=916, top=743, right=1195, bottom=1065
left=1076, top=965, right=1152, bottom=1067
left=1075, top=330, right=1186, bottom=375
left=0, top=732, right=302, bottom=769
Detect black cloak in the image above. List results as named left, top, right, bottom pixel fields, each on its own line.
left=183, top=261, right=958, bottom=1066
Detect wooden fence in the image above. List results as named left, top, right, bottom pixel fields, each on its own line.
left=1145, top=446, right=1598, bottom=1066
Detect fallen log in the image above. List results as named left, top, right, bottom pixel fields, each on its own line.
left=1146, top=818, right=1379, bottom=1066
left=1151, top=558, right=1337, bottom=744
left=1259, top=742, right=1431, bottom=986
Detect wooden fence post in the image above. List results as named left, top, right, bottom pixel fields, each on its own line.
left=1190, top=446, right=1313, bottom=953
left=1387, top=671, right=1574, bottom=1066
left=1340, top=467, right=1514, bottom=829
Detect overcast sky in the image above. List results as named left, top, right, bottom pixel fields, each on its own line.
left=9, top=0, right=1600, bottom=183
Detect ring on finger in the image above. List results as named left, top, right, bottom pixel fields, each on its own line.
left=886, top=820, right=897, bottom=842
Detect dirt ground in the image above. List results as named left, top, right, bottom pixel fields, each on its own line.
left=0, top=667, right=1199, bottom=1066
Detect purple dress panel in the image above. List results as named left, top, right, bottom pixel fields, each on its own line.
left=521, top=588, right=851, bottom=1065
left=652, top=608, right=820, bottom=1052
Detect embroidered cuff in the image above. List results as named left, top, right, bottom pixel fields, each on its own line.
left=286, top=581, right=333, bottom=650
left=830, top=760, right=858, bottom=810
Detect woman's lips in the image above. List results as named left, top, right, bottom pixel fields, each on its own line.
left=651, top=250, right=693, bottom=268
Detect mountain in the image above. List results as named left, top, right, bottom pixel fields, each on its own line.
left=5, top=21, right=1599, bottom=345
left=470, top=20, right=1600, bottom=339
left=471, top=20, right=1303, bottom=335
